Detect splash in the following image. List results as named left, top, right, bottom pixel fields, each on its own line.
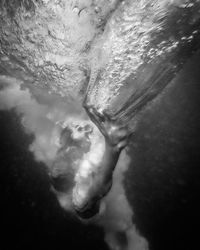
left=86, top=0, right=200, bottom=123
left=1, top=0, right=200, bottom=110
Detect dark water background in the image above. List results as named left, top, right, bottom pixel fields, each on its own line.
left=126, top=51, right=200, bottom=250
left=0, top=52, right=200, bottom=250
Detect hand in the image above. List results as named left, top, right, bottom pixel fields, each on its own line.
left=83, top=100, right=130, bottom=150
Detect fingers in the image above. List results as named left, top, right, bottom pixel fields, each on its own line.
left=83, top=98, right=103, bottom=122
left=82, top=98, right=122, bottom=140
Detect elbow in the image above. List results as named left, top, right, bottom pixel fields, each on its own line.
left=74, top=199, right=101, bottom=219
left=72, top=180, right=112, bottom=219
left=72, top=186, right=100, bottom=219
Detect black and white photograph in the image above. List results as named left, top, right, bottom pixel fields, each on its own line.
left=0, top=1, right=200, bottom=250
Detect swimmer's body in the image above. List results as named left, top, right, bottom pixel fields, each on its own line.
left=50, top=101, right=130, bottom=219
left=72, top=102, right=130, bottom=219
